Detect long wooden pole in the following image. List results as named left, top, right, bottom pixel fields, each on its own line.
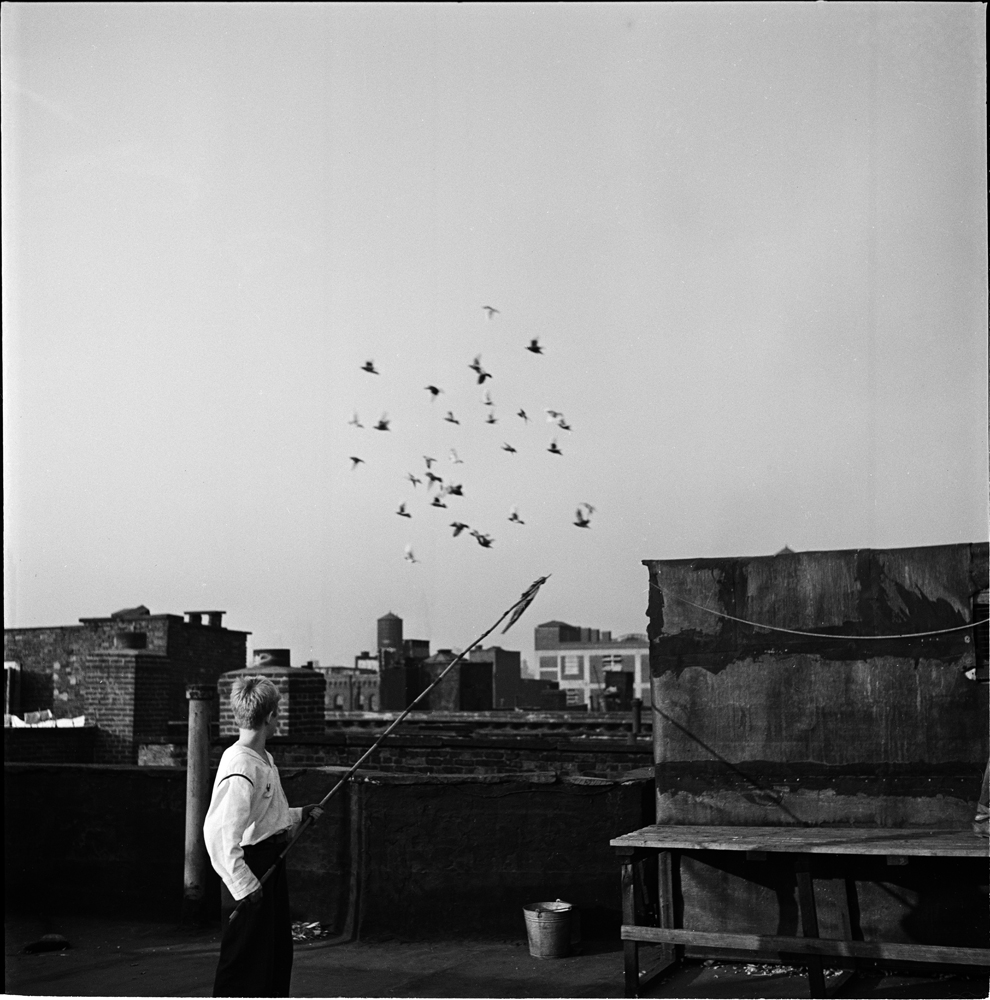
left=229, top=574, right=550, bottom=924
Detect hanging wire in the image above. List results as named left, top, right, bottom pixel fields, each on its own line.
left=649, top=580, right=988, bottom=640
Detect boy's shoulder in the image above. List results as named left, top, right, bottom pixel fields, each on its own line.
left=219, top=744, right=273, bottom=774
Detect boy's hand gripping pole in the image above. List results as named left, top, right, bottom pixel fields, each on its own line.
left=228, top=574, right=550, bottom=924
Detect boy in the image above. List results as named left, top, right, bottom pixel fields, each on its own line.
left=205, top=675, right=323, bottom=997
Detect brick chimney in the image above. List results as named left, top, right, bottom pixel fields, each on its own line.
left=218, top=665, right=326, bottom=738
left=81, top=649, right=172, bottom=763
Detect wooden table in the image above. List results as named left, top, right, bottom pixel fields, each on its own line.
left=611, top=825, right=988, bottom=998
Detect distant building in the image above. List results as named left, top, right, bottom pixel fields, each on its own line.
left=534, top=621, right=650, bottom=711
left=420, top=649, right=460, bottom=711
left=468, top=646, right=521, bottom=710
left=371, top=610, right=531, bottom=712
left=4, top=606, right=249, bottom=722
left=516, top=677, right=568, bottom=711
left=415, top=645, right=521, bottom=711
left=311, top=655, right=381, bottom=713
left=373, top=612, right=433, bottom=712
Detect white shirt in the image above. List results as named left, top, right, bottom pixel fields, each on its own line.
left=203, top=744, right=302, bottom=900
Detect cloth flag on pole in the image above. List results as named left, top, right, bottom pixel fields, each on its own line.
left=501, top=575, right=551, bottom=634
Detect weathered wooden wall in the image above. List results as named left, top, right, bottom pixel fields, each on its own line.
left=644, top=542, right=988, bottom=827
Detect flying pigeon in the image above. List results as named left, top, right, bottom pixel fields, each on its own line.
left=404, top=544, right=418, bottom=563
left=485, top=412, right=498, bottom=424
left=548, top=440, right=563, bottom=456
left=374, top=414, right=390, bottom=431
left=444, top=411, right=460, bottom=425
left=445, top=483, right=464, bottom=496
left=574, top=508, right=591, bottom=528
left=407, top=473, right=422, bottom=487
left=502, top=443, right=517, bottom=454
left=423, top=456, right=437, bottom=469
left=517, top=409, right=530, bottom=423
left=449, top=449, right=463, bottom=464
left=526, top=338, right=543, bottom=354
left=349, top=412, right=364, bottom=428
left=425, top=471, right=443, bottom=490
left=557, top=418, right=572, bottom=431
left=472, top=531, right=494, bottom=548
left=361, top=361, right=379, bottom=374
left=425, top=385, right=443, bottom=399
left=450, top=522, right=470, bottom=537
left=396, top=503, right=412, bottom=518
left=483, top=390, right=495, bottom=407
left=431, top=495, right=448, bottom=508
left=482, top=306, right=500, bottom=319
left=509, top=507, right=525, bottom=525
left=349, top=456, right=365, bottom=470
left=579, top=502, right=597, bottom=515
left=545, top=409, right=564, bottom=422
left=468, top=356, right=492, bottom=384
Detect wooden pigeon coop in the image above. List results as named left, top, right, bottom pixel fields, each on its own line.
left=613, top=542, right=989, bottom=996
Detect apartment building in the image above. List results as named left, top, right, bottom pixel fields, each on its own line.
left=534, top=621, right=650, bottom=710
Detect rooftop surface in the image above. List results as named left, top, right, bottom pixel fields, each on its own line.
left=5, top=915, right=987, bottom=998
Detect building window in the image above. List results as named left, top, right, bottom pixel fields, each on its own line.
left=355, top=695, right=364, bottom=710
left=565, top=688, right=585, bottom=707
left=562, top=654, right=583, bottom=679
left=333, top=694, right=344, bottom=710
left=368, top=694, right=377, bottom=711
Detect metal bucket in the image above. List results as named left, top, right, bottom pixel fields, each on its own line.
left=523, top=900, right=573, bottom=959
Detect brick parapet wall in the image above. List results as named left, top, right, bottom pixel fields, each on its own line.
left=4, top=762, right=654, bottom=934
left=261, top=734, right=653, bottom=778
left=3, top=727, right=97, bottom=763
left=318, top=711, right=652, bottom=737
left=135, top=730, right=654, bottom=778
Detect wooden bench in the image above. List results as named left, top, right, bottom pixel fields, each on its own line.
left=611, top=825, right=989, bottom=998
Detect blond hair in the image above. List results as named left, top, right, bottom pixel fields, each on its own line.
left=230, top=675, right=280, bottom=730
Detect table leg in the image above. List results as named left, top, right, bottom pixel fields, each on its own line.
left=795, top=861, right=827, bottom=999
left=620, top=852, right=640, bottom=997
left=658, top=849, right=677, bottom=970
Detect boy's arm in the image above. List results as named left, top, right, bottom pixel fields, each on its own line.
left=204, top=775, right=262, bottom=900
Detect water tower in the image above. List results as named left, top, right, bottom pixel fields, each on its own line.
left=377, top=611, right=403, bottom=651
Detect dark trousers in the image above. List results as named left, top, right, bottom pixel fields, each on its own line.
left=213, top=836, right=293, bottom=997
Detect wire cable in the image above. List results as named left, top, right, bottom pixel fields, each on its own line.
left=650, top=581, right=988, bottom=640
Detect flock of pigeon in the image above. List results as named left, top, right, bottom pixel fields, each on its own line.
left=345, top=306, right=596, bottom=564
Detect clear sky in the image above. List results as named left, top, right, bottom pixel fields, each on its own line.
left=3, top=3, right=987, bottom=673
